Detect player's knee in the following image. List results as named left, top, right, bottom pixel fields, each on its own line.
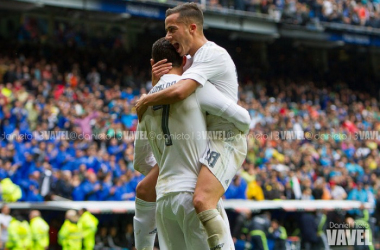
left=136, top=181, right=155, bottom=201
left=136, top=181, right=146, bottom=199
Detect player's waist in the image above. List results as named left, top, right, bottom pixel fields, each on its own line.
left=156, top=177, right=198, bottom=201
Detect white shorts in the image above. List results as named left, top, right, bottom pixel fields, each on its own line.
left=199, top=128, right=247, bottom=191
left=156, top=192, right=209, bottom=250
left=156, top=193, right=232, bottom=250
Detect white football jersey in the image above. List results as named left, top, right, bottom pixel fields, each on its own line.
left=181, top=41, right=240, bottom=131
left=134, top=74, right=250, bottom=200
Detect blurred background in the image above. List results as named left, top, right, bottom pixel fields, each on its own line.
left=0, top=0, right=380, bottom=249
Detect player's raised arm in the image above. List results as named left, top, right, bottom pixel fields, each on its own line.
left=196, top=82, right=251, bottom=134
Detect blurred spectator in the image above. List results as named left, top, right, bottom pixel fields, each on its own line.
left=107, top=227, right=123, bottom=250
left=119, top=223, right=134, bottom=249
left=6, top=213, right=32, bottom=250
left=250, top=212, right=271, bottom=250
left=301, top=188, right=314, bottom=200
left=0, top=178, right=22, bottom=202
left=95, top=227, right=108, bottom=249
left=246, top=178, right=265, bottom=201
left=298, top=212, right=320, bottom=250
left=29, top=210, right=49, bottom=250
left=232, top=210, right=253, bottom=249
left=0, top=205, right=12, bottom=249
left=225, top=175, right=248, bottom=199
left=78, top=208, right=99, bottom=250
left=268, top=219, right=287, bottom=250
left=52, top=170, right=74, bottom=199
left=330, top=179, right=347, bottom=200
left=58, top=210, right=82, bottom=250
left=72, top=169, right=100, bottom=201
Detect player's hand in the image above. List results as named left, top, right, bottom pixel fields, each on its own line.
left=151, top=58, right=172, bottom=85
left=136, top=94, right=148, bottom=122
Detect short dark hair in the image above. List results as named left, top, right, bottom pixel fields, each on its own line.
left=166, top=3, right=203, bottom=28
left=152, top=38, right=183, bottom=67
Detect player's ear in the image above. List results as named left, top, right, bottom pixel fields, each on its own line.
left=182, top=56, right=187, bottom=67
left=189, top=23, right=197, bottom=34
left=150, top=58, right=155, bottom=66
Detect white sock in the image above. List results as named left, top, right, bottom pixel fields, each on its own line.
left=134, top=198, right=157, bottom=250
left=217, top=200, right=235, bottom=249
left=198, top=209, right=233, bottom=250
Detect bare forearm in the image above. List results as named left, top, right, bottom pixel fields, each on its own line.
left=144, top=90, right=180, bottom=106
left=144, top=83, right=191, bottom=106
left=136, top=79, right=199, bottom=121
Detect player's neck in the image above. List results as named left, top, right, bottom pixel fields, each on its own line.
left=188, top=36, right=208, bottom=57
left=167, top=67, right=183, bottom=76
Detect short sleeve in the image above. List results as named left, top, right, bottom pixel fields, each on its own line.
left=180, top=48, right=225, bottom=87
left=133, top=123, right=157, bottom=175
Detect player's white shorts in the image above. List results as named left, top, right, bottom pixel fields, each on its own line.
left=156, top=192, right=208, bottom=250
left=156, top=192, right=232, bottom=250
left=200, top=128, right=247, bottom=191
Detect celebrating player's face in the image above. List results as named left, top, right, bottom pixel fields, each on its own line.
left=165, top=13, right=193, bottom=56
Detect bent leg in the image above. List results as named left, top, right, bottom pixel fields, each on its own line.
left=134, top=165, right=159, bottom=250
left=193, top=165, right=225, bottom=213
left=194, top=134, right=247, bottom=250
left=136, top=165, right=159, bottom=202
left=194, top=166, right=233, bottom=250
left=194, top=134, right=247, bottom=213
left=175, top=192, right=208, bottom=250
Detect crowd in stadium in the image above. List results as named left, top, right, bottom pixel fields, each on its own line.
left=1, top=43, right=380, bottom=249
left=206, top=0, right=380, bottom=27
left=0, top=44, right=379, bottom=211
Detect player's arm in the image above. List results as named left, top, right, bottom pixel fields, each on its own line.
left=136, top=51, right=223, bottom=121
left=136, top=79, right=199, bottom=121
left=196, top=82, right=251, bottom=134
left=142, top=79, right=199, bottom=105
left=133, top=123, right=158, bottom=175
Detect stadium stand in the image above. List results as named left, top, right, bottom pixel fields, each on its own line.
left=204, top=0, right=380, bottom=27
left=0, top=33, right=379, bottom=205
left=0, top=0, right=380, bottom=249
left=0, top=40, right=379, bottom=249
